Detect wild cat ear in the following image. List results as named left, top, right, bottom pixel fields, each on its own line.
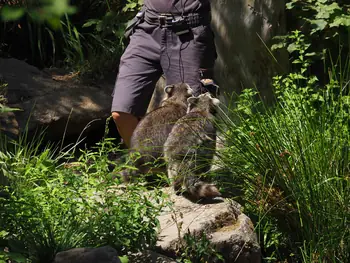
left=185, top=83, right=194, bottom=95
left=211, top=98, right=221, bottom=106
left=186, top=96, right=198, bottom=113
left=164, top=85, right=174, bottom=94
left=187, top=96, right=198, bottom=105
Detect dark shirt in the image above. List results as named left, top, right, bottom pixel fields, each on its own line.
left=144, top=0, right=210, bottom=14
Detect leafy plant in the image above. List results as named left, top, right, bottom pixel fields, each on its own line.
left=176, top=230, right=223, bottom=263
left=122, top=0, right=143, bottom=12
left=0, top=0, right=142, bottom=77
left=0, top=0, right=76, bottom=67
left=0, top=79, right=19, bottom=114
left=0, top=133, right=168, bottom=262
left=286, top=0, right=350, bottom=33
left=0, top=0, right=76, bottom=29
left=272, top=0, right=350, bottom=84
left=79, top=0, right=143, bottom=79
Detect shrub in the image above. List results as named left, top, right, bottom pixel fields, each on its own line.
left=0, top=135, right=168, bottom=263
left=0, top=0, right=142, bottom=78
left=217, top=31, right=350, bottom=262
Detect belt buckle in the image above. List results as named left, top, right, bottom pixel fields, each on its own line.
left=159, top=13, right=173, bottom=27
left=158, top=15, right=166, bottom=26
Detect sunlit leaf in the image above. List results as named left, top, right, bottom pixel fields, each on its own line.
left=47, top=17, right=62, bottom=30
left=0, top=106, right=21, bottom=113
left=310, top=19, right=328, bottom=32
left=287, top=43, right=298, bottom=53
left=0, top=6, right=25, bottom=21
left=83, top=19, right=99, bottom=28
left=119, top=256, right=129, bottom=263
left=315, top=3, right=341, bottom=19
left=330, top=15, right=350, bottom=27
left=271, top=42, right=286, bottom=51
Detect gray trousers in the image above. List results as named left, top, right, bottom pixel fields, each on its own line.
left=111, top=19, right=217, bottom=118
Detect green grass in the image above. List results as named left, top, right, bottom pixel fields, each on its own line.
left=215, top=51, right=350, bottom=262
left=0, top=0, right=139, bottom=78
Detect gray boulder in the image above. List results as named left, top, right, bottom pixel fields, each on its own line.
left=54, top=247, right=176, bottom=263
left=155, top=188, right=261, bottom=262
left=0, top=59, right=118, bottom=143
left=0, top=58, right=114, bottom=141
left=54, top=246, right=121, bottom=263
left=0, top=58, right=173, bottom=143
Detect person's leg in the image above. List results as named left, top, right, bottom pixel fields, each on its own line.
left=111, top=23, right=162, bottom=147
left=111, top=112, right=139, bottom=148
left=161, top=24, right=217, bottom=96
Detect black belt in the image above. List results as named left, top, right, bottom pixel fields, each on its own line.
left=144, top=10, right=211, bottom=28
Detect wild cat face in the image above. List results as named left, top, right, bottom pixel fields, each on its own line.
left=163, top=82, right=194, bottom=101
left=186, top=92, right=220, bottom=114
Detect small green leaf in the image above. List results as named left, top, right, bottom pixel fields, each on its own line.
left=330, top=15, right=350, bottom=27
left=286, top=2, right=294, bottom=9
left=0, top=106, right=21, bottom=113
left=315, top=3, right=341, bottom=19
left=119, top=256, right=129, bottom=263
left=341, top=96, right=350, bottom=105
left=47, top=17, right=62, bottom=29
left=0, top=6, right=25, bottom=21
left=271, top=42, right=286, bottom=51
left=0, top=231, right=9, bottom=238
left=287, top=43, right=298, bottom=54
left=310, top=19, right=328, bottom=32
left=305, top=52, right=316, bottom=57
left=129, top=2, right=137, bottom=8
left=83, top=19, right=99, bottom=28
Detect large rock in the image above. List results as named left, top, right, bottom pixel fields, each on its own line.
left=54, top=246, right=121, bottom=263
left=156, top=190, right=261, bottom=262
left=211, top=0, right=288, bottom=102
left=54, top=247, right=175, bottom=263
left=0, top=58, right=114, bottom=141
left=0, top=58, right=173, bottom=143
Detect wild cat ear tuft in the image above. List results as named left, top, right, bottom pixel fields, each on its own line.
left=185, top=83, right=194, bottom=95
left=211, top=98, right=221, bottom=106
